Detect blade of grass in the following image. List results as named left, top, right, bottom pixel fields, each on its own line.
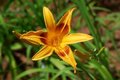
left=6, top=50, right=17, bottom=80
left=26, top=45, right=32, bottom=61
left=15, top=68, right=57, bottom=80
left=50, top=57, right=75, bottom=77
left=89, top=60, right=113, bottom=80
left=76, top=59, right=96, bottom=80
left=72, top=44, right=89, bottom=53
left=51, top=67, right=76, bottom=80
left=4, top=0, right=14, bottom=12
left=71, top=0, right=101, bottom=49
left=84, top=41, right=96, bottom=51
left=0, top=43, right=3, bottom=74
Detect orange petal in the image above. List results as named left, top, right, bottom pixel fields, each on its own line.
left=55, top=46, right=77, bottom=73
left=20, top=30, right=44, bottom=45
left=32, top=46, right=53, bottom=60
left=62, top=33, right=93, bottom=44
left=43, top=7, right=56, bottom=32
left=56, top=8, right=75, bottom=37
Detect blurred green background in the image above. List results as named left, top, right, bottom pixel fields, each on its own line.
left=0, top=0, right=120, bottom=80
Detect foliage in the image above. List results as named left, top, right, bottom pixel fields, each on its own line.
left=0, top=0, right=120, bottom=80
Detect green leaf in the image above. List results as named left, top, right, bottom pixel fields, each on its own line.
left=71, top=0, right=101, bottom=49
left=50, top=58, right=76, bottom=79
left=89, top=60, right=113, bottom=80
left=15, top=68, right=57, bottom=80
left=51, top=67, right=75, bottom=80
left=10, top=43, right=22, bottom=50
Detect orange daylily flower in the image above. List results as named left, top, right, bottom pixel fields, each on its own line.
left=13, top=7, right=93, bottom=73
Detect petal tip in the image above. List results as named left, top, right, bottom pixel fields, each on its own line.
left=89, top=35, right=94, bottom=40
left=43, top=6, right=47, bottom=9
left=43, top=6, right=49, bottom=11
left=74, top=68, right=76, bottom=73
left=12, top=31, right=21, bottom=38
left=12, top=30, right=15, bottom=33
left=31, top=53, right=41, bottom=61
left=73, top=63, right=77, bottom=73
left=71, top=7, right=76, bottom=11
left=32, top=57, right=39, bottom=61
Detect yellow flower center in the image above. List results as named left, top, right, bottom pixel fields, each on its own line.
left=52, top=37, right=61, bottom=47
left=40, top=32, right=62, bottom=47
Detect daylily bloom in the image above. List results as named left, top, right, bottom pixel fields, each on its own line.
left=13, top=7, right=93, bottom=73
